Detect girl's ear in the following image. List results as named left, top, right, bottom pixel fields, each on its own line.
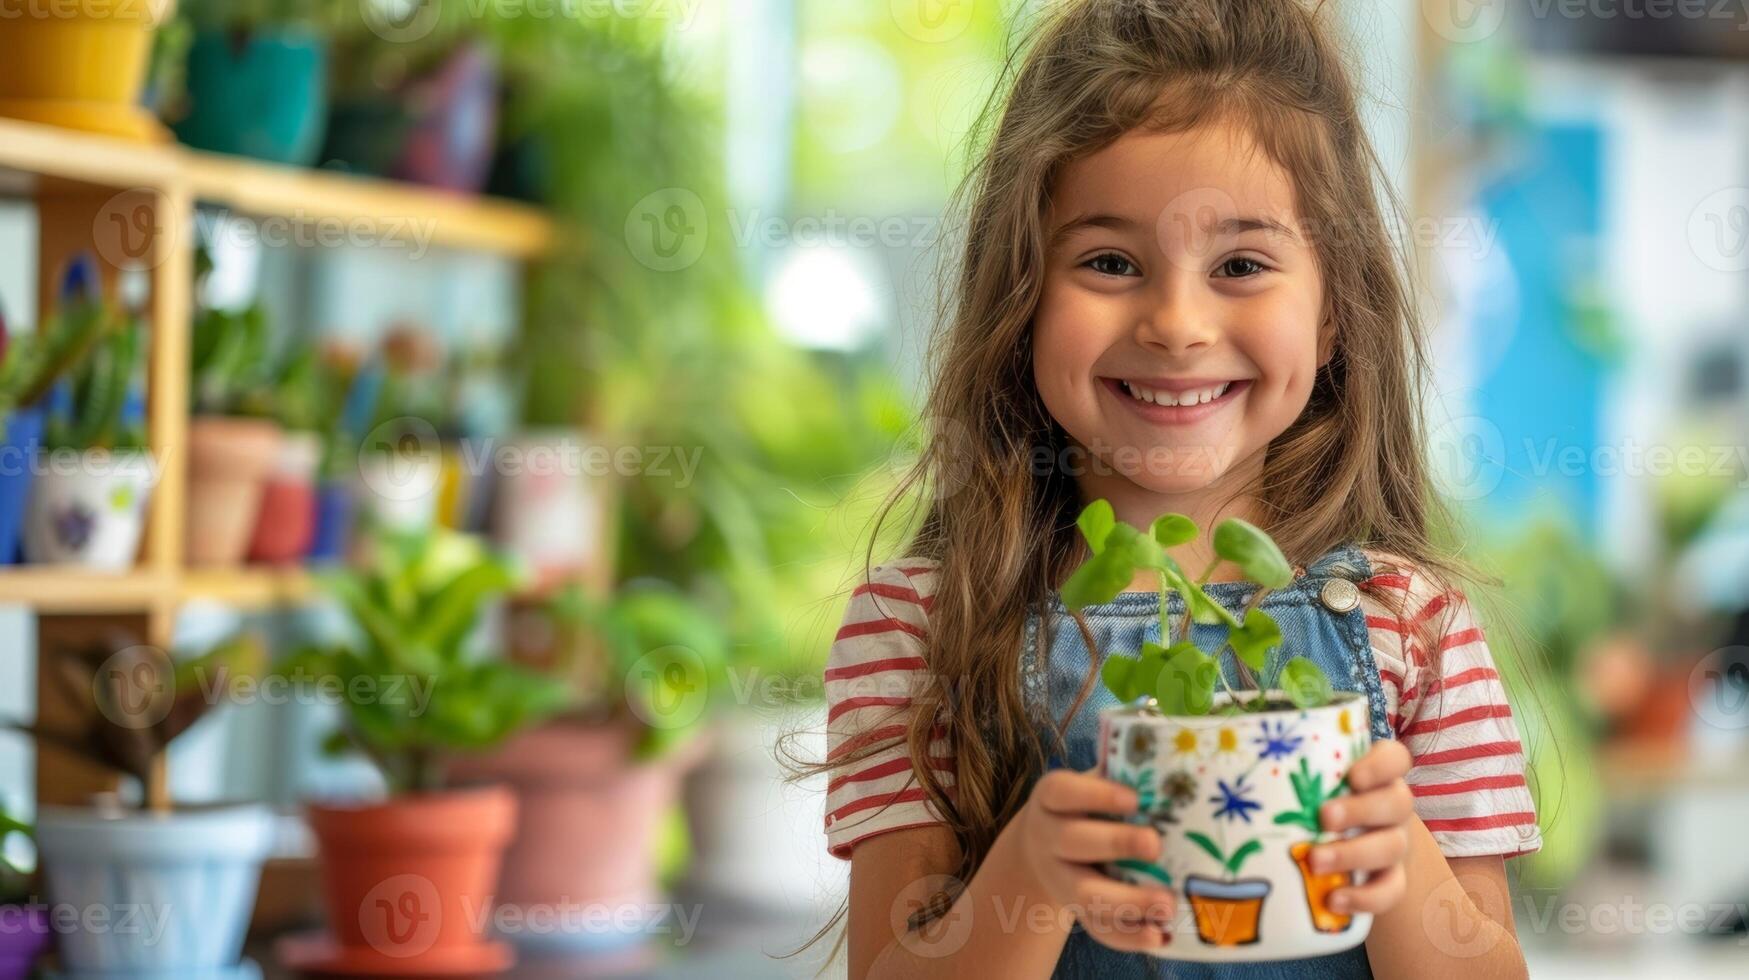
left=1316, top=316, right=1337, bottom=368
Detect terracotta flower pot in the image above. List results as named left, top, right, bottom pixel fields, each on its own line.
left=1098, top=690, right=1372, bottom=962
left=0, top=0, right=174, bottom=140
left=247, top=431, right=320, bottom=564
left=186, top=416, right=281, bottom=566
left=293, top=786, right=517, bottom=974
left=446, top=722, right=696, bottom=951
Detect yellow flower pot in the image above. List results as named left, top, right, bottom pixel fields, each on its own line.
left=0, top=0, right=175, bottom=141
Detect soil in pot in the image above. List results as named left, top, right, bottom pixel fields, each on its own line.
left=297, top=785, right=516, bottom=972
left=187, top=416, right=281, bottom=565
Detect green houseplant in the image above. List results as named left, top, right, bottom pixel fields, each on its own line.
left=0, top=804, right=49, bottom=980
left=273, top=526, right=568, bottom=975
left=0, top=259, right=121, bottom=564
left=9, top=633, right=274, bottom=979
left=24, top=266, right=154, bottom=570
left=1072, top=500, right=1372, bottom=960
left=448, top=580, right=728, bottom=947
left=186, top=242, right=283, bottom=565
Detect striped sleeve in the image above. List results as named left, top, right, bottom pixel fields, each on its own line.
left=1361, top=562, right=1543, bottom=860
left=823, top=559, right=954, bottom=859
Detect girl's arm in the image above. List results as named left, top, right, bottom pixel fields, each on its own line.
left=847, top=770, right=1173, bottom=980
left=1361, top=826, right=1528, bottom=980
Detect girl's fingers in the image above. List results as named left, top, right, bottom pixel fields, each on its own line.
left=1065, top=867, right=1176, bottom=952
left=1308, top=827, right=1408, bottom=875
left=1033, top=769, right=1141, bottom=817
left=1051, top=818, right=1160, bottom=864
left=1327, top=861, right=1406, bottom=915
left=1320, top=777, right=1413, bottom=831
left=1345, top=739, right=1411, bottom=792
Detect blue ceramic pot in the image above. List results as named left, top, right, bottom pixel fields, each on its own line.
left=307, top=479, right=354, bottom=562
left=0, top=407, right=44, bottom=564
left=36, top=805, right=273, bottom=978
left=175, top=29, right=329, bottom=166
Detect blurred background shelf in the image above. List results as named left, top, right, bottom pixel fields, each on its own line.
left=0, top=569, right=170, bottom=612
left=0, top=117, right=557, bottom=258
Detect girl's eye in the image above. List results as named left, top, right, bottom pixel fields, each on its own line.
left=1084, top=253, right=1138, bottom=277
left=1215, top=256, right=1268, bottom=278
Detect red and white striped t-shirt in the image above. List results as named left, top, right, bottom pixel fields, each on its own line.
left=823, top=555, right=1543, bottom=860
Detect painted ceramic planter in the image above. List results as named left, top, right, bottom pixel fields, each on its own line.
left=22, top=449, right=153, bottom=569
left=1097, top=690, right=1372, bottom=962
left=175, top=29, right=329, bottom=166
left=0, top=407, right=45, bottom=564
left=246, top=431, right=320, bottom=564
left=0, top=905, right=50, bottom=980
left=35, top=803, right=273, bottom=978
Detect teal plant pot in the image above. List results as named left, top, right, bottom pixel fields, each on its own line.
left=175, top=29, right=329, bottom=166
left=36, top=804, right=274, bottom=978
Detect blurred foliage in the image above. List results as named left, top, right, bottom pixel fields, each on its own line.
left=1470, top=514, right=1619, bottom=891
left=283, top=528, right=572, bottom=794
left=0, top=805, right=30, bottom=903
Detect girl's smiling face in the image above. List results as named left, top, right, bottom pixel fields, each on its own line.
left=1033, top=118, right=1328, bottom=501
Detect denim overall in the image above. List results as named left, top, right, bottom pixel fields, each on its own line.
left=1021, top=543, right=1392, bottom=979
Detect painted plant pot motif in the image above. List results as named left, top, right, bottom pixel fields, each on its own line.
left=1097, top=690, right=1373, bottom=963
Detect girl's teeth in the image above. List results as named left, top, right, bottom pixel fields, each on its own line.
left=1121, top=381, right=1232, bottom=407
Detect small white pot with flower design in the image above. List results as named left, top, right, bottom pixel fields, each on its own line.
left=23, top=449, right=154, bottom=569
left=1097, top=690, right=1372, bottom=961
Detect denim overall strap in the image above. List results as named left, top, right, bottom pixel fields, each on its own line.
left=1021, top=542, right=1388, bottom=979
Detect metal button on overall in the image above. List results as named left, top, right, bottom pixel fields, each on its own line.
left=1320, top=577, right=1360, bottom=613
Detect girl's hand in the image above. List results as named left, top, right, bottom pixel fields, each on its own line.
left=1310, top=739, right=1414, bottom=916
left=1016, top=769, right=1176, bottom=951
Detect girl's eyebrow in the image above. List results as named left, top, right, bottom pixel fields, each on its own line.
left=1049, top=212, right=1299, bottom=247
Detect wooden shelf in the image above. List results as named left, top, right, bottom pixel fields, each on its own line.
left=0, top=117, right=557, bottom=258
left=180, top=567, right=315, bottom=608
left=0, top=568, right=171, bottom=612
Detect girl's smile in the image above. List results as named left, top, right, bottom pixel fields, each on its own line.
left=1101, top=376, right=1254, bottom=426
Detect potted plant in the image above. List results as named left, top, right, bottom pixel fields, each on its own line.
left=0, top=0, right=175, bottom=140
left=237, top=344, right=339, bottom=563
left=169, top=0, right=343, bottom=165
left=1075, top=500, right=1372, bottom=961
left=0, top=805, right=49, bottom=980
left=24, top=268, right=153, bottom=570
left=448, top=581, right=723, bottom=950
left=273, top=527, right=569, bottom=975
left=9, top=634, right=273, bottom=978
left=187, top=243, right=283, bottom=565
left=0, top=265, right=120, bottom=564
left=350, top=325, right=447, bottom=532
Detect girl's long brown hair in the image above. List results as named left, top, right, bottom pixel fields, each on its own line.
left=790, top=0, right=1514, bottom=954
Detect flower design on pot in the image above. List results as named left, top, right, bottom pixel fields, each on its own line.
left=1124, top=723, right=1156, bottom=767
left=1275, top=757, right=1357, bottom=934
left=1253, top=719, right=1303, bottom=761
left=1159, top=770, right=1197, bottom=812
left=1208, top=775, right=1262, bottom=824
left=53, top=503, right=95, bottom=551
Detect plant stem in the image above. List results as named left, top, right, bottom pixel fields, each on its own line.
left=1196, top=557, right=1220, bottom=586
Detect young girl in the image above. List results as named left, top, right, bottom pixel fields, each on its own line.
left=818, top=0, right=1540, bottom=977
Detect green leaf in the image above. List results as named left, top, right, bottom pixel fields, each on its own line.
left=1227, top=608, right=1282, bottom=672
left=1273, top=811, right=1320, bottom=833
left=1101, top=654, right=1139, bottom=702
left=1156, top=642, right=1217, bottom=715
left=1280, top=657, right=1333, bottom=708
left=1185, top=831, right=1225, bottom=865
left=1212, top=518, right=1293, bottom=589
left=1114, top=859, right=1173, bottom=886
left=1078, top=499, right=1116, bottom=553
left=1062, top=523, right=1143, bottom=609
left=1160, top=563, right=1238, bottom=627
left=1225, top=839, right=1263, bottom=874
left=1150, top=513, right=1197, bottom=549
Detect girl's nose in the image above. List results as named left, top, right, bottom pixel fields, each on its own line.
left=1133, top=286, right=1220, bottom=356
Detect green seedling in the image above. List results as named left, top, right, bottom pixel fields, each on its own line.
left=1065, top=500, right=1333, bottom=715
